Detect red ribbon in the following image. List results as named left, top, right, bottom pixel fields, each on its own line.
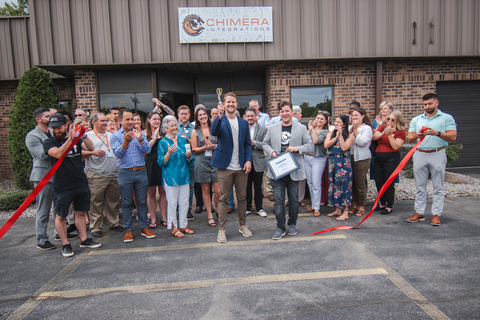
left=0, top=125, right=86, bottom=239
left=312, top=129, right=426, bottom=235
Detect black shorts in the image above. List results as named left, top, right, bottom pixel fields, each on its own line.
left=53, top=184, right=91, bottom=218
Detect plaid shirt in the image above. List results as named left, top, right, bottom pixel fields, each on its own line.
left=111, top=128, right=151, bottom=169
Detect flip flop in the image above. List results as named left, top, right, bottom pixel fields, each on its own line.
left=162, top=221, right=167, bottom=227
left=149, top=222, right=157, bottom=229
left=327, top=212, right=341, bottom=217
left=208, top=218, right=217, bottom=227
left=336, top=216, right=349, bottom=221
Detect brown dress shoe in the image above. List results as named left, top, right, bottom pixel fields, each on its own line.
left=124, top=230, right=133, bottom=243
left=431, top=215, right=441, bottom=226
left=406, top=213, right=425, bottom=223
left=300, top=200, right=306, bottom=207
left=227, top=207, right=234, bottom=213
left=268, top=194, right=275, bottom=201
left=141, top=227, right=156, bottom=238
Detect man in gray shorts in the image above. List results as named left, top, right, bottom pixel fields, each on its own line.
left=43, top=113, right=102, bottom=257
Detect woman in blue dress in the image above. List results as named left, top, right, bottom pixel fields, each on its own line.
left=157, top=115, right=194, bottom=238
left=324, top=115, right=354, bottom=221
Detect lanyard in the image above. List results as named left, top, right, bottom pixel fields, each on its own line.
left=200, top=126, right=210, bottom=143
left=93, top=130, right=110, bottom=151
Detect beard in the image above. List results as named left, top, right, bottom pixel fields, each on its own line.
left=426, top=108, right=436, bottom=114
left=53, top=130, right=67, bottom=141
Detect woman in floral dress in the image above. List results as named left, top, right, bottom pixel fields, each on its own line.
left=324, top=115, right=354, bottom=221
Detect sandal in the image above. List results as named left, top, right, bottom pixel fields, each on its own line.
left=172, top=227, right=185, bottom=238
left=348, top=208, right=358, bottom=214
left=327, top=212, right=341, bottom=217
left=208, top=218, right=217, bottom=227
left=179, top=227, right=194, bottom=234
left=149, top=222, right=157, bottom=228
left=356, top=209, right=366, bottom=217
left=314, top=210, right=321, bottom=217
left=336, top=216, right=349, bottom=221
left=162, top=220, right=167, bottom=227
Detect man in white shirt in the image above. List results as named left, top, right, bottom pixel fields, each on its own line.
left=249, top=99, right=270, bottom=128
left=84, top=113, right=123, bottom=238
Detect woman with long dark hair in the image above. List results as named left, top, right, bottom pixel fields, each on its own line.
left=324, top=115, right=354, bottom=221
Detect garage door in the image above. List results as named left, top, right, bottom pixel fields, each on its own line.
left=436, top=81, right=480, bottom=167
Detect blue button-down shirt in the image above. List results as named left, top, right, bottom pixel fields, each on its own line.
left=177, top=121, right=195, bottom=166
left=257, top=111, right=271, bottom=128
left=409, top=109, right=457, bottom=149
left=111, top=128, right=151, bottom=168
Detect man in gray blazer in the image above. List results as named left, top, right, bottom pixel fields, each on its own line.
left=25, top=108, right=78, bottom=250
left=263, top=101, right=313, bottom=240
left=244, top=108, right=268, bottom=218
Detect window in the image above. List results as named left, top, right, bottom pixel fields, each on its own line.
left=98, top=92, right=153, bottom=117
left=198, top=93, right=262, bottom=117
left=290, top=86, right=333, bottom=119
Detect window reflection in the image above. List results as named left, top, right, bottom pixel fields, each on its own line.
left=290, top=87, right=333, bottom=118
left=198, top=94, right=262, bottom=117
left=99, top=92, right=153, bottom=116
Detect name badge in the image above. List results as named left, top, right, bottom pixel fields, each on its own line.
left=205, top=149, right=213, bottom=157
left=107, top=150, right=116, bottom=158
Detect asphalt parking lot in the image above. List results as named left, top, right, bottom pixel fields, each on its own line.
left=1, top=196, right=479, bottom=320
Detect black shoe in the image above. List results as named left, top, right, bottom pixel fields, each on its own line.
left=187, top=210, right=194, bottom=221
left=62, top=244, right=74, bottom=257
left=110, top=225, right=124, bottom=232
left=66, top=224, right=77, bottom=233
left=91, top=231, right=103, bottom=238
left=79, top=238, right=102, bottom=248
left=375, top=205, right=386, bottom=211
left=194, top=206, right=202, bottom=214
left=380, top=208, right=393, bottom=215
left=37, top=241, right=56, bottom=251
left=55, top=233, right=79, bottom=241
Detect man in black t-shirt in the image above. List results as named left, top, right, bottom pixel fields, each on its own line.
left=43, top=113, right=101, bottom=258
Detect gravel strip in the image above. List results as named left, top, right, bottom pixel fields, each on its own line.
left=1, top=172, right=479, bottom=220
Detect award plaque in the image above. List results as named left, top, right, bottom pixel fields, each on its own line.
left=266, top=152, right=300, bottom=180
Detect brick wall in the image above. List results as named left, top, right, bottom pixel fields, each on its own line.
left=0, top=81, right=19, bottom=179
left=265, top=58, right=480, bottom=124
left=74, top=70, right=97, bottom=115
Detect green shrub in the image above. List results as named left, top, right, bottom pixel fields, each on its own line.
left=0, top=190, right=35, bottom=211
left=8, top=67, right=58, bottom=190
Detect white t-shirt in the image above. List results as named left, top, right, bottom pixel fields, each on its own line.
left=85, top=131, right=118, bottom=177
left=227, top=117, right=241, bottom=170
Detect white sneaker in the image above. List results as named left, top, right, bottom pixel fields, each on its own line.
left=246, top=211, right=251, bottom=215
left=257, top=209, right=267, bottom=218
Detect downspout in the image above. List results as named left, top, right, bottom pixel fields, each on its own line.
left=375, top=61, right=383, bottom=116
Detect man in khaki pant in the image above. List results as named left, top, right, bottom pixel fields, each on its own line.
left=84, top=113, right=124, bottom=237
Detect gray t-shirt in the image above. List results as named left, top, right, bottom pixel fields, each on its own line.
left=84, top=131, right=118, bottom=177
left=226, top=117, right=241, bottom=170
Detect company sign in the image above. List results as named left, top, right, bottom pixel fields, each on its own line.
left=178, top=6, right=273, bottom=43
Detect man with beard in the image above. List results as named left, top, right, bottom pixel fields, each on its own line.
left=43, top=113, right=101, bottom=257
left=406, top=93, right=457, bottom=226
left=84, top=113, right=123, bottom=238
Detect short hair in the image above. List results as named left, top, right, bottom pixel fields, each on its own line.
left=423, top=93, right=438, bottom=101
left=224, top=92, right=237, bottom=101
left=379, top=101, right=394, bottom=112
left=75, top=108, right=86, bottom=114
left=249, top=99, right=259, bottom=106
left=292, top=105, right=301, bottom=114
left=33, top=108, right=50, bottom=121
left=119, top=109, right=132, bottom=119
left=177, top=105, right=190, bottom=113
left=245, top=107, right=256, bottom=115
left=105, top=114, right=118, bottom=122
left=109, top=106, right=119, bottom=112
left=58, top=109, right=73, bottom=122
left=90, top=112, right=105, bottom=123
left=162, top=115, right=177, bottom=128
left=350, top=101, right=361, bottom=108
left=278, top=101, right=292, bottom=110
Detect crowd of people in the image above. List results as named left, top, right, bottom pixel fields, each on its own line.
left=25, top=92, right=457, bottom=257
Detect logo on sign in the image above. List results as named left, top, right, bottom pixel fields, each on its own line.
left=182, top=14, right=205, bottom=36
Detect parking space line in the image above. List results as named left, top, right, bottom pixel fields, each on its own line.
left=36, top=268, right=388, bottom=300
left=335, top=229, right=450, bottom=320
left=88, top=234, right=347, bottom=256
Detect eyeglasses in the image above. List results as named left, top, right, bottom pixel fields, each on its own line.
left=75, top=114, right=83, bottom=117
left=387, top=118, right=395, bottom=122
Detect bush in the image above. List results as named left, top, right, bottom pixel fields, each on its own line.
left=0, top=190, right=35, bottom=211
left=8, top=67, right=58, bottom=190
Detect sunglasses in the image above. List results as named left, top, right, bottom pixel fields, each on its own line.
left=387, top=118, right=395, bottom=122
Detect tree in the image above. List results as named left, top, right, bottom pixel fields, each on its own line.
left=8, top=67, right=58, bottom=190
left=0, top=0, right=28, bottom=16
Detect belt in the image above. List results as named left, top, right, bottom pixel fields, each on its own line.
left=306, top=153, right=313, bottom=156
left=125, top=166, right=146, bottom=171
left=417, top=146, right=445, bottom=153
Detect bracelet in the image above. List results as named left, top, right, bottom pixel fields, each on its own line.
left=138, top=139, right=144, bottom=143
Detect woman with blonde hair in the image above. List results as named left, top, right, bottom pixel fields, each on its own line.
left=372, top=110, right=406, bottom=214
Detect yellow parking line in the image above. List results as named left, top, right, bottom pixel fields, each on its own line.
left=88, top=234, right=347, bottom=256
left=37, top=268, right=388, bottom=300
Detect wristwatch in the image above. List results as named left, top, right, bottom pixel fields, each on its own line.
left=437, top=131, right=441, bottom=137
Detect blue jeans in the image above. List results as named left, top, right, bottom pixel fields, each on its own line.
left=118, top=168, right=149, bottom=231
left=272, top=175, right=299, bottom=231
